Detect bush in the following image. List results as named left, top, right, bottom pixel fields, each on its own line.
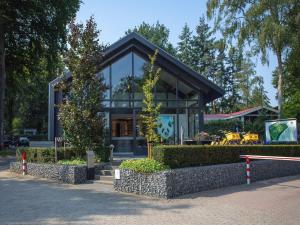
left=94, top=146, right=110, bottom=162
left=16, top=146, right=110, bottom=163
left=57, top=158, right=86, bottom=165
left=152, top=145, right=300, bottom=169
left=0, top=150, right=15, bottom=157
left=120, top=158, right=168, bottom=174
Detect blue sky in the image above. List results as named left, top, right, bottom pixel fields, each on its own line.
left=76, top=0, right=277, bottom=106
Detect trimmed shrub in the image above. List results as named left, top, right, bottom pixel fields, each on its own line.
left=152, top=145, right=300, bottom=169
left=57, top=158, right=86, bottom=165
left=120, top=158, right=168, bottom=174
left=16, top=146, right=110, bottom=163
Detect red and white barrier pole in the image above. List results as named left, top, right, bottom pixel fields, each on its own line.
left=22, top=151, right=27, bottom=175
left=246, top=157, right=250, bottom=185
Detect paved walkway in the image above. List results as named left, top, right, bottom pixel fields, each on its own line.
left=1, top=158, right=300, bottom=225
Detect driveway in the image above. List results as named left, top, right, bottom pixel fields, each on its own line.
left=1, top=159, right=300, bottom=225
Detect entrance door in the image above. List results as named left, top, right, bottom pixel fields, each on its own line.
left=111, top=114, right=134, bottom=152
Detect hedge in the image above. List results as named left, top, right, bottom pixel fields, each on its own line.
left=152, top=145, right=300, bottom=169
left=16, top=146, right=110, bottom=163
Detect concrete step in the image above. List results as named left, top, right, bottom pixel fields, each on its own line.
left=98, top=170, right=114, bottom=176
left=95, top=174, right=114, bottom=181
left=94, top=175, right=114, bottom=185
left=95, top=180, right=114, bottom=185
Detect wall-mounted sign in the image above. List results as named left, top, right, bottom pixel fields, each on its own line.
left=158, top=115, right=174, bottom=140
left=265, top=119, right=298, bottom=143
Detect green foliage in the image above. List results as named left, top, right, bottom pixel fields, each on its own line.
left=12, top=117, right=23, bottom=130
left=153, top=145, right=300, bottom=169
left=140, top=50, right=161, bottom=144
left=1, top=0, right=80, bottom=148
left=126, top=21, right=176, bottom=56
left=120, top=158, right=168, bottom=174
left=177, top=23, right=193, bottom=67
left=191, top=16, right=216, bottom=80
left=94, top=146, right=110, bottom=162
left=0, top=150, right=15, bottom=157
left=57, top=158, right=86, bottom=165
left=16, top=146, right=109, bottom=163
left=58, top=17, right=107, bottom=151
left=204, top=120, right=242, bottom=135
left=207, top=0, right=299, bottom=116
left=16, top=147, right=85, bottom=163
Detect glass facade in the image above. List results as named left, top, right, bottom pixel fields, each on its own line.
left=98, top=50, right=203, bottom=153
left=111, top=53, right=132, bottom=107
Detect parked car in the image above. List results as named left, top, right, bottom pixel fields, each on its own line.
left=17, top=137, right=30, bottom=147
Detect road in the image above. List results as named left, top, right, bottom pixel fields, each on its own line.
left=1, top=158, right=300, bottom=225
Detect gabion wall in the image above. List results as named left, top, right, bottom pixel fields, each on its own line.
left=10, top=162, right=87, bottom=184
left=115, top=160, right=300, bottom=198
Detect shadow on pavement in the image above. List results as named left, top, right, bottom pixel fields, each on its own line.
left=0, top=172, right=191, bottom=224
left=175, top=174, right=300, bottom=200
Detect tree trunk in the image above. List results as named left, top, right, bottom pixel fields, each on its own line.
left=0, top=22, right=6, bottom=150
left=276, top=51, right=284, bottom=119
left=147, top=142, right=153, bottom=159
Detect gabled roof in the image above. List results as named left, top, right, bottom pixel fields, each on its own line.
left=102, top=32, right=224, bottom=102
left=49, top=32, right=225, bottom=103
left=204, top=106, right=279, bottom=121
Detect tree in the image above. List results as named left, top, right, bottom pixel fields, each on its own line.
left=191, top=16, right=216, bottom=80
left=282, top=3, right=300, bottom=120
left=0, top=0, right=80, bottom=148
left=126, top=22, right=176, bottom=56
left=207, top=0, right=299, bottom=117
left=58, top=17, right=107, bottom=152
left=177, top=24, right=193, bottom=67
left=250, top=76, right=270, bottom=107
left=140, top=50, right=161, bottom=158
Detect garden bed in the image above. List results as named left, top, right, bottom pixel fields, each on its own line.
left=114, top=160, right=300, bottom=198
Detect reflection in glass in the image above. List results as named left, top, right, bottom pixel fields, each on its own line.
left=98, top=66, right=110, bottom=107
left=111, top=53, right=132, bottom=105
left=133, top=53, right=147, bottom=100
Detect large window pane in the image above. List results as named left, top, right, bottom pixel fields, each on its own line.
left=111, top=53, right=132, bottom=105
left=97, top=66, right=110, bottom=107
left=177, top=80, right=197, bottom=107
left=133, top=53, right=147, bottom=100
left=156, top=70, right=177, bottom=108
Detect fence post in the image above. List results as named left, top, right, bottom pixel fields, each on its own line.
left=246, top=157, right=251, bottom=185
left=22, top=151, right=27, bottom=175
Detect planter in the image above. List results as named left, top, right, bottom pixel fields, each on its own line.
left=114, top=160, right=300, bottom=198
left=10, top=162, right=87, bottom=184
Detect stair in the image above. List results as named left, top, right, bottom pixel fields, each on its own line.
left=94, top=161, right=119, bottom=185
left=94, top=174, right=114, bottom=185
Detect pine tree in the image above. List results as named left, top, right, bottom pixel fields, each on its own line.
left=177, top=24, right=193, bottom=68
left=212, top=40, right=227, bottom=113
left=191, top=17, right=216, bottom=81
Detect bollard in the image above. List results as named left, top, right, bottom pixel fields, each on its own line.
left=22, top=151, right=27, bottom=175
left=246, top=157, right=251, bottom=185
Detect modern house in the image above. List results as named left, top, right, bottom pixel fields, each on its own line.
left=48, top=32, right=224, bottom=154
